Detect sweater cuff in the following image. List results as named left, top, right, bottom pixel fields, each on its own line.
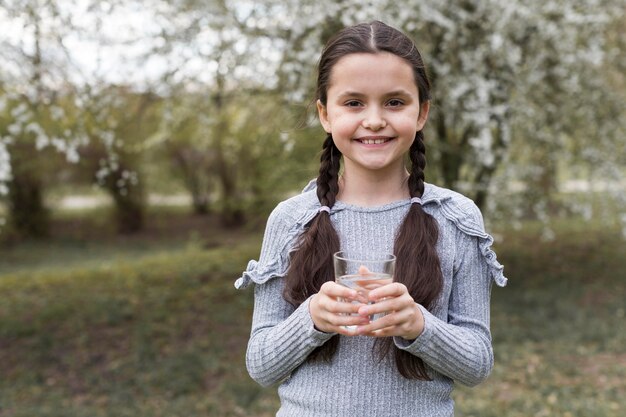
left=301, top=296, right=337, bottom=345
left=393, top=304, right=435, bottom=352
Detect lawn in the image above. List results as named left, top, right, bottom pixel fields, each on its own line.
left=0, top=210, right=624, bottom=416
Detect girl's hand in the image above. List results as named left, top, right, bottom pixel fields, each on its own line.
left=309, top=282, right=370, bottom=335
left=354, top=282, right=425, bottom=340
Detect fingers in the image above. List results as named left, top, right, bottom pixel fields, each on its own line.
left=312, top=308, right=370, bottom=336
left=310, top=282, right=369, bottom=335
left=357, top=265, right=372, bottom=275
left=356, top=297, right=396, bottom=316
left=356, top=284, right=413, bottom=317
left=318, top=293, right=363, bottom=315
left=353, top=283, right=425, bottom=340
left=366, top=282, right=408, bottom=302
left=355, top=308, right=415, bottom=337
left=311, top=281, right=423, bottom=339
left=326, top=314, right=372, bottom=336
left=320, top=281, right=358, bottom=300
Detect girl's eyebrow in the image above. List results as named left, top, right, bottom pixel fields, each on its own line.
left=336, top=89, right=414, bottom=99
left=383, top=89, right=414, bottom=98
left=336, top=91, right=367, bottom=99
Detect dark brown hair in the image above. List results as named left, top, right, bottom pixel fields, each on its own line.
left=284, top=21, right=443, bottom=380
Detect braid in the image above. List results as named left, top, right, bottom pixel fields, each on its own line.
left=316, top=134, right=341, bottom=207
left=284, top=134, right=342, bottom=362
left=400, top=130, right=440, bottom=311
left=408, top=131, right=426, bottom=198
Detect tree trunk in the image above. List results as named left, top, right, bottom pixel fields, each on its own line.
left=7, top=170, right=49, bottom=238
left=434, top=112, right=465, bottom=190
left=5, top=10, right=50, bottom=238
left=213, top=74, right=245, bottom=227
left=214, top=145, right=245, bottom=227
left=111, top=192, right=144, bottom=234
left=472, top=120, right=508, bottom=211
left=473, top=165, right=496, bottom=211
left=6, top=140, right=50, bottom=238
left=103, top=166, right=144, bottom=234
left=170, top=147, right=211, bottom=215
left=191, top=191, right=210, bottom=215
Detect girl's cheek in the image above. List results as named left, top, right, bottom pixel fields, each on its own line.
left=332, top=121, right=359, bottom=137
left=394, top=114, right=419, bottom=125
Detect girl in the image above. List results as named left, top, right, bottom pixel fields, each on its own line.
left=235, top=21, right=507, bottom=417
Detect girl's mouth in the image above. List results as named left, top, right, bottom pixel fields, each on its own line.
left=355, top=136, right=394, bottom=145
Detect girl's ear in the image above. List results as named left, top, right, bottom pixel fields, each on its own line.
left=317, top=99, right=331, bottom=133
left=416, top=101, right=430, bottom=131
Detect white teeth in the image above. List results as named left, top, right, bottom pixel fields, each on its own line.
left=361, top=138, right=387, bottom=144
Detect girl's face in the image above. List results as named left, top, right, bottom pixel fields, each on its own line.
left=317, top=52, right=429, bottom=179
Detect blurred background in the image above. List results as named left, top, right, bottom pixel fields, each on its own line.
left=0, top=1, right=624, bottom=416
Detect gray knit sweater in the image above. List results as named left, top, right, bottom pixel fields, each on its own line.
left=235, top=182, right=507, bottom=417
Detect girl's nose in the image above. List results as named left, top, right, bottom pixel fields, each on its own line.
left=362, top=108, right=387, bottom=131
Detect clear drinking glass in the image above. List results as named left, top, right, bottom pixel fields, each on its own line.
left=333, top=251, right=396, bottom=328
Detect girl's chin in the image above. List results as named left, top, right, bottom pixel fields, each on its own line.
left=348, top=159, right=404, bottom=172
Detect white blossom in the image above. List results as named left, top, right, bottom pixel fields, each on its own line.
left=66, top=147, right=80, bottom=164
left=0, top=141, right=12, bottom=195
left=10, top=103, right=28, bottom=118
left=50, top=106, right=65, bottom=121
left=35, top=134, right=50, bottom=150
left=7, top=124, right=21, bottom=136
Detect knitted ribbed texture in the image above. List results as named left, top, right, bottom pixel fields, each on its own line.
left=236, top=183, right=507, bottom=417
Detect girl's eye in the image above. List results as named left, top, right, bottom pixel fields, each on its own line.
left=345, top=100, right=362, bottom=107
left=387, top=99, right=404, bottom=107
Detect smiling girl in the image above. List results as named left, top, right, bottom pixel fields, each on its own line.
left=235, top=21, right=507, bottom=417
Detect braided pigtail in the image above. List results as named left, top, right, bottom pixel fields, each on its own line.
left=284, top=134, right=342, bottom=361
left=373, top=131, right=444, bottom=380
left=400, top=131, right=443, bottom=310
left=316, top=134, right=341, bottom=212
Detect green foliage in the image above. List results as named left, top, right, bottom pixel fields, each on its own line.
left=0, top=88, right=80, bottom=237
left=0, top=219, right=624, bottom=416
left=152, top=88, right=321, bottom=224
left=3, top=0, right=624, bottom=232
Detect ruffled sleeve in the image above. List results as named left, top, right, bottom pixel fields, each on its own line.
left=432, top=191, right=507, bottom=287
left=420, top=184, right=506, bottom=287
left=235, top=205, right=294, bottom=289
left=234, top=190, right=321, bottom=290
left=235, top=259, right=283, bottom=290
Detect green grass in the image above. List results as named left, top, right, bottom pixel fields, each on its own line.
left=455, top=224, right=626, bottom=417
left=0, top=241, right=274, bottom=417
left=0, top=214, right=625, bottom=416
left=0, top=205, right=250, bottom=275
